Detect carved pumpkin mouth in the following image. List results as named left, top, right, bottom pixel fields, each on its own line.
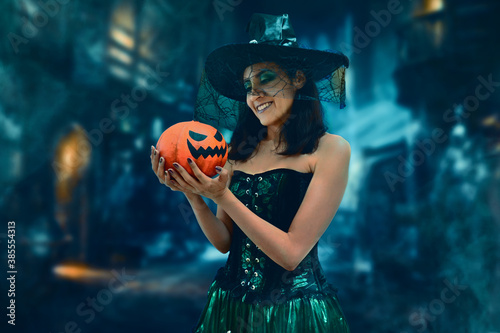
left=187, top=139, right=227, bottom=159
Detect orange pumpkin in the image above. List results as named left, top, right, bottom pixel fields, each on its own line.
left=156, top=121, right=228, bottom=177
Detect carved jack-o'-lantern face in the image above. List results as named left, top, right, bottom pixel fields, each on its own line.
left=187, top=128, right=227, bottom=159
left=156, top=121, right=228, bottom=177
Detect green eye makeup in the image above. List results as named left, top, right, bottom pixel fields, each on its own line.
left=259, top=71, right=277, bottom=84
left=244, top=70, right=278, bottom=93
left=244, top=81, right=252, bottom=92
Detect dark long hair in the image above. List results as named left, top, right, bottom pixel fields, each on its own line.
left=228, top=68, right=327, bottom=162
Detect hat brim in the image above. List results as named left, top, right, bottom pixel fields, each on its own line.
left=204, top=43, right=349, bottom=102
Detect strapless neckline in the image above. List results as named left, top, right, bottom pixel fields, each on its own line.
left=232, top=167, right=313, bottom=177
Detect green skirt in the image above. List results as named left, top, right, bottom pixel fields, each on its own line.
left=191, top=279, right=350, bottom=333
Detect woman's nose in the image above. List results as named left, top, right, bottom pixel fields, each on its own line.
left=248, top=87, right=265, bottom=100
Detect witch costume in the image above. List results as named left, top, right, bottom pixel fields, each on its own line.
left=191, top=13, right=351, bottom=332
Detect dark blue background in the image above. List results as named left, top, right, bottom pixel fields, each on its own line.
left=1, top=0, right=499, bottom=332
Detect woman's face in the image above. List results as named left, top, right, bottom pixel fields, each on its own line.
left=243, top=62, right=305, bottom=128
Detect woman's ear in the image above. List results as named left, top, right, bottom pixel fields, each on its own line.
left=293, top=70, right=306, bottom=89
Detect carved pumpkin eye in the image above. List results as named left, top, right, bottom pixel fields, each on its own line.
left=189, top=130, right=207, bottom=141
left=214, top=131, right=223, bottom=142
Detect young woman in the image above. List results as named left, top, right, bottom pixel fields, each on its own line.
left=151, top=13, right=351, bottom=333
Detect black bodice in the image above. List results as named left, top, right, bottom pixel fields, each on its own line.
left=212, top=168, right=339, bottom=304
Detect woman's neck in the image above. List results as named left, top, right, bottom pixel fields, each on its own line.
left=265, top=125, right=280, bottom=145
left=260, top=131, right=286, bottom=155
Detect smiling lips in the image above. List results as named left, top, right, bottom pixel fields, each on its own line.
left=256, top=102, right=272, bottom=113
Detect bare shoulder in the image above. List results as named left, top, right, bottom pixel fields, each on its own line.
left=312, top=134, right=351, bottom=172
left=317, top=133, right=351, bottom=155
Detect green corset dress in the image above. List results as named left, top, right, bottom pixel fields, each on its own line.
left=191, top=168, right=350, bottom=333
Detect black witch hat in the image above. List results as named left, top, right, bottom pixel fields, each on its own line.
left=194, top=13, right=349, bottom=131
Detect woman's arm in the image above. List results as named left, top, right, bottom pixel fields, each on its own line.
left=214, top=135, right=351, bottom=271
left=150, top=146, right=233, bottom=254
left=183, top=162, right=234, bottom=254
left=184, top=194, right=232, bottom=254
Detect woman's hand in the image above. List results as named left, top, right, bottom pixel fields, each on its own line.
left=150, top=145, right=229, bottom=201
left=169, top=157, right=230, bottom=202
left=150, top=145, right=196, bottom=199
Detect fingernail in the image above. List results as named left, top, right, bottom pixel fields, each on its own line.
left=215, top=166, right=222, bottom=172
left=160, top=157, right=164, bottom=163
left=168, top=169, right=174, bottom=174
left=154, top=150, right=157, bottom=156
left=187, top=157, right=193, bottom=164
left=164, top=170, right=168, bottom=175
left=173, top=163, right=180, bottom=169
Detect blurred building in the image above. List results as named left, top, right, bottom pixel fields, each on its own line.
left=392, top=0, right=500, bottom=329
